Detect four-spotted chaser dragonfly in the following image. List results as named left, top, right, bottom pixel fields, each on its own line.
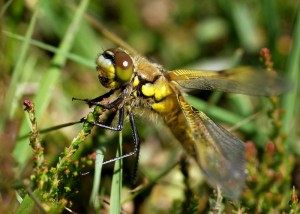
left=74, top=47, right=289, bottom=199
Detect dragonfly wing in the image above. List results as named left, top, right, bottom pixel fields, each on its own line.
left=178, top=95, right=245, bottom=199
left=166, top=66, right=290, bottom=96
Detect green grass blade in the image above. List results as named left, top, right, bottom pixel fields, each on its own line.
left=90, top=148, right=105, bottom=210
left=281, top=10, right=300, bottom=149
left=13, top=0, right=90, bottom=173
left=262, top=0, right=279, bottom=49
left=2, top=1, right=39, bottom=128
left=0, top=0, right=13, bottom=17
left=218, top=0, right=260, bottom=52
left=3, top=31, right=95, bottom=68
left=109, top=131, right=123, bottom=214
left=231, top=2, right=260, bottom=52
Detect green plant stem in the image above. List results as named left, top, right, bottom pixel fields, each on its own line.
left=49, top=105, right=102, bottom=197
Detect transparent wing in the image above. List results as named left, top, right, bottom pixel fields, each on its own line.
left=166, top=66, right=290, bottom=96
left=178, top=95, right=245, bottom=199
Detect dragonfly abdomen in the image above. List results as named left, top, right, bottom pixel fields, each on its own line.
left=163, top=104, right=198, bottom=159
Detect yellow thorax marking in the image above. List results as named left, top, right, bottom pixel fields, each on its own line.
left=133, top=76, right=140, bottom=87
left=141, top=77, right=172, bottom=101
left=152, top=97, right=174, bottom=113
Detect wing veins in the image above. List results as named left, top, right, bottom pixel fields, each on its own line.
left=177, top=95, right=245, bottom=199
left=167, top=66, right=290, bottom=96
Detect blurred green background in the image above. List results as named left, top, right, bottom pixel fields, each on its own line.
left=0, top=0, right=299, bottom=213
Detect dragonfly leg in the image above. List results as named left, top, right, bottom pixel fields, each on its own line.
left=85, top=106, right=125, bottom=131
left=101, top=94, right=125, bottom=109
left=72, top=89, right=115, bottom=107
left=129, top=110, right=141, bottom=184
left=73, top=89, right=125, bottom=110
left=102, top=110, right=140, bottom=166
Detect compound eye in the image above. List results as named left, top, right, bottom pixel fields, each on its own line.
left=115, top=51, right=133, bottom=83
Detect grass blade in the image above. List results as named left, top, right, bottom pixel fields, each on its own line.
left=109, top=131, right=123, bottom=214
left=3, top=31, right=95, bottom=68
left=282, top=10, right=300, bottom=149
left=89, top=148, right=105, bottom=210
left=2, top=1, right=39, bottom=127
left=13, top=0, right=90, bottom=173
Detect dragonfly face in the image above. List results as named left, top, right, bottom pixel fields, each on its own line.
left=96, top=48, right=134, bottom=88
left=90, top=47, right=290, bottom=199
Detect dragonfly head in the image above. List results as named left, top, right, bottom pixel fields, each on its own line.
left=96, top=48, right=134, bottom=89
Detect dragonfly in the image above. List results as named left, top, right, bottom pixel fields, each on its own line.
left=73, top=47, right=290, bottom=199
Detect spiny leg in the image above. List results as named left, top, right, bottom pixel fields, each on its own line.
left=72, top=89, right=115, bottom=107
left=76, top=97, right=141, bottom=181
left=72, top=89, right=125, bottom=110
left=102, top=110, right=140, bottom=165
left=87, top=106, right=124, bottom=131
left=130, top=110, right=141, bottom=184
